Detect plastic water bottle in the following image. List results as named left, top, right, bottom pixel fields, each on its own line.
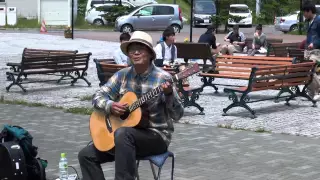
left=59, top=153, right=68, bottom=180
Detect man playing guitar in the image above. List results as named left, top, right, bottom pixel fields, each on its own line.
left=78, top=31, right=184, bottom=180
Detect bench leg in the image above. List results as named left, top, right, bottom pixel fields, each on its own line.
left=180, top=89, right=205, bottom=115
left=6, top=74, right=27, bottom=93
left=200, top=77, right=218, bottom=93
left=223, top=92, right=256, bottom=118
left=72, top=71, right=91, bottom=87
left=286, top=86, right=317, bottom=107
left=57, top=72, right=76, bottom=83
left=274, top=87, right=295, bottom=103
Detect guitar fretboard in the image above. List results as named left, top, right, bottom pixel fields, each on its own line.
left=129, top=86, right=163, bottom=112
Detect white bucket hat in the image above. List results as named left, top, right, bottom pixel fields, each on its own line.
left=120, top=31, right=156, bottom=60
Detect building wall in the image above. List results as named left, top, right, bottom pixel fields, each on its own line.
left=0, top=0, right=38, bottom=19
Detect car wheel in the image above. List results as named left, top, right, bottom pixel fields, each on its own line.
left=93, top=19, right=104, bottom=26
left=121, top=24, right=133, bottom=33
left=290, top=24, right=298, bottom=32
left=171, top=24, right=181, bottom=33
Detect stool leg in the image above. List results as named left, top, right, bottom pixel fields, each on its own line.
left=171, top=156, right=175, bottom=180
left=150, top=161, right=158, bottom=180
left=136, top=161, right=140, bottom=180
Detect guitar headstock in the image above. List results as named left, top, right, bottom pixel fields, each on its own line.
left=175, top=63, right=200, bottom=81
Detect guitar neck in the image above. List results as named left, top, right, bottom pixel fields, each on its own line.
left=129, top=77, right=177, bottom=112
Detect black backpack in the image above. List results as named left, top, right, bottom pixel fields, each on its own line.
left=0, top=125, right=47, bottom=180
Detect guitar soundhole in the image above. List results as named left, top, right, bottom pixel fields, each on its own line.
left=120, top=110, right=130, bottom=120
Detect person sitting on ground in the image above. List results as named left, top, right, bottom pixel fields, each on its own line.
left=247, top=24, right=267, bottom=56
left=113, top=32, right=131, bottom=65
left=154, top=27, right=177, bottom=67
left=220, top=25, right=246, bottom=55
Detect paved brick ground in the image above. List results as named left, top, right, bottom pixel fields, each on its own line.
left=1, top=104, right=320, bottom=180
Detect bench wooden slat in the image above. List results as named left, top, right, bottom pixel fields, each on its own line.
left=218, top=55, right=293, bottom=61
left=217, top=59, right=293, bottom=65
left=199, top=73, right=250, bottom=79
left=252, top=76, right=311, bottom=88
left=216, top=63, right=274, bottom=68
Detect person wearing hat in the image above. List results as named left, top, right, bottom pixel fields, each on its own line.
left=154, top=26, right=177, bottom=67
left=220, top=25, right=246, bottom=55
left=78, top=31, right=184, bottom=180
left=247, top=24, right=267, bottom=56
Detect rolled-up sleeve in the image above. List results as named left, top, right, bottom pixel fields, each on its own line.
left=164, top=84, right=184, bottom=121
left=92, top=72, right=121, bottom=116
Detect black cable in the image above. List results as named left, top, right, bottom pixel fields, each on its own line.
left=68, top=165, right=81, bottom=180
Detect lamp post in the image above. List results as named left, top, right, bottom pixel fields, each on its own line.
left=189, top=0, right=194, bottom=42
left=71, top=0, right=74, bottom=39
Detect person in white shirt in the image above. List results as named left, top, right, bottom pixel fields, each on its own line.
left=113, top=33, right=131, bottom=65
left=154, top=27, right=177, bottom=67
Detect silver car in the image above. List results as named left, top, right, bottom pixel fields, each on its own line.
left=275, top=6, right=320, bottom=33
left=115, top=4, right=183, bottom=33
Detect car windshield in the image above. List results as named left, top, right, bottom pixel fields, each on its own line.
left=229, top=6, right=249, bottom=13
left=194, top=1, right=216, bottom=14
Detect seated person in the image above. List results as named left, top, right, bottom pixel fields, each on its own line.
left=198, top=25, right=219, bottom=56
left=113, top=33, right=131, bottom=65
left=220, top=25, right=246, bottom=55
left=154, top=27, right=177, bottom=67
left=247, top=24, right=267, bottom=56
left=78, top=31, right=184, bottom=180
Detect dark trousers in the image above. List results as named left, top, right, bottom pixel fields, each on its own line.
left=78, top=127, right=168, bottom=180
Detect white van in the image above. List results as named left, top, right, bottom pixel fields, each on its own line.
left=85, top=0, right=157, bottom=17
left=228, top=4, right=252, bottom=27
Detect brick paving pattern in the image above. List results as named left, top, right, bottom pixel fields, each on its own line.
left=1, top=104, right=320, bottom=180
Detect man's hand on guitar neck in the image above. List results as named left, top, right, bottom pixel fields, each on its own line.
left=111, top=102, right=128, bottom=116
left=161, top=81, right=173, bottom=96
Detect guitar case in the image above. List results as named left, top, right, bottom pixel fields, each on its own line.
left=0, top=141, right=28, bottom=180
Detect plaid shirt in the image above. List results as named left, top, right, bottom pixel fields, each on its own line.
left=92, top=63, right=184, bottom=146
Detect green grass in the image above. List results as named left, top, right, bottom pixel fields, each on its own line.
left=2, top=16, right=113, bottom=30
left=157, top=0, right=191, bottom=20
left=4, top=18, right=40, bottom=28
left=79, top=95, right=93, bottom=101
left=64, top=107, right=94, bottom=115
left=217, top=124, right=270, bottom=133
left=0, top=96, right=94, bottom=115
left=74, top=15, right=113, bottom=30
left=287, top=30, right=307, bottom=35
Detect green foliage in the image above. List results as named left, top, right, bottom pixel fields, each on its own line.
left=98, top=5, right=135, bottom=24
left=77, top=0, right=88, bottom=17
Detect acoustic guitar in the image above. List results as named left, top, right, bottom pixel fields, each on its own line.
left=89, top=63, right=200, bottom=152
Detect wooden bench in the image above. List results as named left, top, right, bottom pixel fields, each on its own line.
left=174, top=42, right=214, bottom=71
left=6, top=48, right=78, bottom=73
left=245, top=38, right=283, bottom=51
left=94, top=59, right=205, bottom=114
left=199, top=55, right=297, bottom=101
left=6, top=53, right=92, bottom=93
left=222, top=62, right=317, bottom=118
left=287, top=48, right=305, bottom=62
left=267, top=42, right=300, bottom=57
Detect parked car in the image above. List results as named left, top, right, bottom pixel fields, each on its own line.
left=227, top=4, right=252, bottom=27
left=115, top=4, right=183, bottom=33
left=274, top=5, right=320, bottom=33
left=274, top=11, right=301, bottom=33
left=85, top=2, right=136, bottom=26
left=86, top=0, right=157, bottom=17
left=193, top=0, right=216, bottom=27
